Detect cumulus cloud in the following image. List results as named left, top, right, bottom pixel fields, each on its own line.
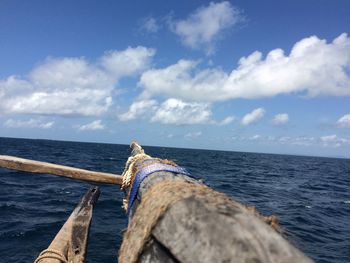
left=151, top=98, right=212, bottom=125
left=139, top=59, right=227, bottom=100
left=290, top=136, right=316, bottom=146
left=231, top=134, right=350, bottom=148
left=232, top=135, right=316, bottom=146
left=118, top=100, right=158, bottom=121
left=241, top=108, right=265, bottom=125
left=277, top=136, right=317, bottom=147
left=272, top=113, right=289, bottom=125
left=169, top=1, right=241, bottom=54
left=0, top=46, right=155, bottom=116
left=218, top=116, right=235, bottom=125
left=4, top=118, right=54, bottom=129
left=100, top=46, right=155, bottom=77
left=140, top=17, right=160, bottom=33
left=78, top=120, right=105, bottom=131
left=139, top=33, right=350, bottom=101
left=320, top=134, right=338, bottom=143
left=337, top=114, right=350, bottom=127
left=118, top=98, right=233, bottom=125
left=320, top=134, right=349, bottom=148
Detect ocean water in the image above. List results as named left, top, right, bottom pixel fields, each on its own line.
left=0, top=137, right=349, bottom=263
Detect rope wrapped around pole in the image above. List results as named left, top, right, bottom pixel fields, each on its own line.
left=118, top=141, right=314, bottom=263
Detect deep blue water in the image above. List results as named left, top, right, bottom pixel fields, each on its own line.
left=0, top=137, right=349, bottom=263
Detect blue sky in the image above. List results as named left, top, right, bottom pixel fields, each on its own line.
left=1, top=0, right=350, bottom=158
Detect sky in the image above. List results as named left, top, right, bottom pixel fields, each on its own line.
left=0, top=0, right=350, bottom=158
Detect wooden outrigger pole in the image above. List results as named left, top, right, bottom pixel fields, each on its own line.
left=0, top=142, right=314, bottom=263
left=118, top=141, right=314, bottom=263
left=0, top=155, right=123, bottom=185
left=34, top=187, right=100, bottom=263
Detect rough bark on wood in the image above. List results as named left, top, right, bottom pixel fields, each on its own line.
left=152, top=195, right=312, bottom=263
left=121, top=142, right=313, bottom=263
left=129, top=172, right=313, bottom=263
left=0, top=155, right=122, bottom=185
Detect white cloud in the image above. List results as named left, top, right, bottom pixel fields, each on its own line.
left=231, top=134, right=340, bottom=148
left=278, top=136, right=292, bottom=143
left=185, top=131, right=202, bottom=139
left=232, top=135, right=317, bottom=146
left=78, top=120, right=105, bottom=131
left=290, top=136, right=316, bottom=146
left=231, top=134, right=350, bottom=148
left=119, top=98, right=236, bottom=125
left=170, top=1, right=241, bottom=54
left=272, top=113, right=289, bottom=125
left=118, top=99, right=158, bottom=121
left=320, top=134, right=349, bottom=148
left=320, top=134, right=338, bottom=143
left=1, top=58, right=113, bottom=116
left=139, top=33, right=350, bottom=101
left=151, top=98, right=212, bottom=125
left=100, top=46, right=155, bottom=77
left=0, top=46, right=155, bottom=116
left=4, top=118, right=54, bottom=129
left=218, top=116, right=235, bottom=125
left=337, top=114, right=350, bottom=127
left=250, top=134, right=261, bottom=140
left=241, top=108, right=265, bottom=125
left=140, top=17, right=160, bottom=33
left=276, top=136, right=318, bottom=147
left=119, top=98, right=211, bottom=125
left=139, top=59, right=227, bottom=100
left=230, top=134, right=350, bottom=148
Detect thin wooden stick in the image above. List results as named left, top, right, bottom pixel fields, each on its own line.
left=0, top=155, right=123, bottom=185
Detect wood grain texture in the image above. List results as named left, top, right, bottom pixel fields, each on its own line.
left=152, top=195, right=313, bottom=263
left=138, top=237, right=178, bottom=263
left=121, top=143, right=313, bottom=263
left=35, top=187, right=100, bottom=263
left=0, top=155, right=122, bottom=185
left=126, top=167, right=313, bottom=263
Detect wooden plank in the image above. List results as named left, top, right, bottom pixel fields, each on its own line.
left=35, top=187, right=100, bottom=263
left=121, top=142, right=313, bottom=263
left=129, top=173, right=314, bottom=263
left=0, top=155, right=123, bottom=185
left=152, top=195, right=313, bottom=263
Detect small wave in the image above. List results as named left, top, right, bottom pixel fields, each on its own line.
left=0, top=203, right=31, bottom=213
left=0, top=230, right=25, bottom=238
left=2, top=137, right=350, bottom=263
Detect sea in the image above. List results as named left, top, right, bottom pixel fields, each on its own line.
left=0, top=137, right=349, bottom=263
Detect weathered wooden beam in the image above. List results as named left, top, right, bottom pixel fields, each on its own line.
left=0, top=155, right=123, bottom=185
left=119, top=142, right=314, bottom=263
left=130, top=140, right=144, bottom=156
left=34, top=187, right=100, bottom=263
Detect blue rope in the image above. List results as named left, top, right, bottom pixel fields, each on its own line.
left=127, top=163, right=191, bottom=218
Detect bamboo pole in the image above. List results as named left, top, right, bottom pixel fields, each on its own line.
left=0, top=155, right=123, bottom=185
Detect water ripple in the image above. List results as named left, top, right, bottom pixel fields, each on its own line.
left=0, top=138, right=349, bottom=262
